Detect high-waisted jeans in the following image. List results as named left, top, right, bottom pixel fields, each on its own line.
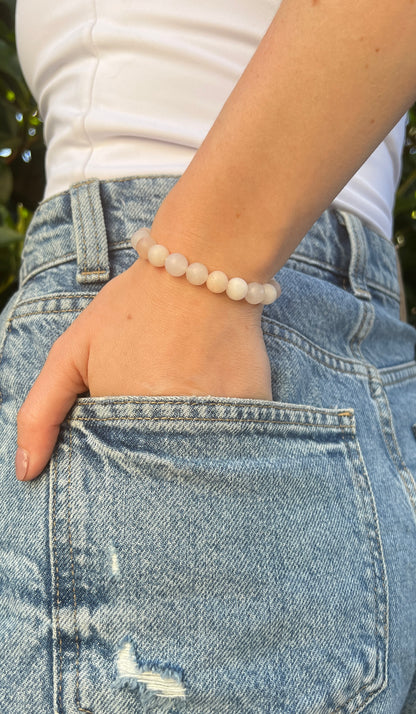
left=0, top=176, right=415, bottom=714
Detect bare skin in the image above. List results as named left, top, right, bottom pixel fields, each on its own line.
left=16, top=0, right=416, bottom=480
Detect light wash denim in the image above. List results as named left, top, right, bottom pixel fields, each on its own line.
left=0, top=176, right=416, bottom=714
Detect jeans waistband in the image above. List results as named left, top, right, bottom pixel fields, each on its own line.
left=19, top=175, right=401, bottom=305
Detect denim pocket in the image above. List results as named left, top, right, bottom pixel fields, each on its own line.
left=50, top=395, right=387, bottom=714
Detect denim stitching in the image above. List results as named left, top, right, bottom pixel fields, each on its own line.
left=52, top=456, right=64, bottom=713
left=13, top=294, right=95, bottom=308
left=65, top=397, right=355, bottom=422
left=86, top=182, right=102, bottom=272
left=353, top=212, right=374, bottom=301
left=67, top=416, right=354, bottom=429
left=77, top=270, right=107, bottom=275
left=331, top=437, right=388, bottom=712
left=379, top=362, right=416, bottom=387
left=66, top=425, right=94, bottom=714
left=11, top=309, right=87, bottom=319
left=349, top=212, right=369, bottom=299
left=76, top=190, right=88, bottom=275
left=349, top=302, right=375, bottom=358
left=379, top=360, right=416, bottom=375
left=381, top=373, right=416, bottom=387
left=71, top=399, right=351, bottom=413
left=75, top=187, right=105, bottom=278
left=68, top=397, right=354, bottom=415
left=355, top=221, right=364, bottom=294
left=356, top=278, right=398, bottom=302
left=355, top=433, right=390, bottom=666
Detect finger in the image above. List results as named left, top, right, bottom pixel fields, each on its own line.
left=16, top=335, right=88, bottom=481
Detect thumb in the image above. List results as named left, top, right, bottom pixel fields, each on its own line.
left=15, top=334, right=89, bottom=481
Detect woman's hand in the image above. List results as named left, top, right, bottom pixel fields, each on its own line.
left=15, top=257, right=272, bottom=481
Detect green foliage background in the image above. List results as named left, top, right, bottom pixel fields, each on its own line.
left=1, top=0, right=415, bottom=321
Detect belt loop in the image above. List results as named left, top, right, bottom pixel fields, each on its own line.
left=336, top=210, right=371, bottom=301
left=70, top=179, right=110, bottom=284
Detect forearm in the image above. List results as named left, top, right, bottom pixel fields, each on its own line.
left=152, top=0, right=416, bottom=281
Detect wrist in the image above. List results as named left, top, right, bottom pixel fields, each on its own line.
left=150, top=180, right=283, bottom=284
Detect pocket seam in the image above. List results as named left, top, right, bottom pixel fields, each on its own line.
left=65, top=397, right=356, bottom=430
left=331, top=435, right=389, bottom=712
left=67, top=415, right=355, bottom=430
left=11, top=308, right=87, bottom=320
left=12, top=292, right=96, bottom=308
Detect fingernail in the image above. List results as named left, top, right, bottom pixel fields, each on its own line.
left=15, top=447, right=30, bottom=481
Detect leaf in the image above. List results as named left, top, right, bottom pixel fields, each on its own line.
left=15, top=202, right=32, bottom=232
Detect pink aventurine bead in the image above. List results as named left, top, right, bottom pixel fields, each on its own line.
left=148, top=243, right=170, bottom=267
left=131, top=227, right=152, bottom=252
left=226, top=277, right=248, bottom=301
left=262, top=279, right=281, bottom=305
left=246, top=282, right=266, bottom=305
left=206, top=270, right=229, bottom=294
left=165, top=252, right=189, bottom=277
left=136, top=235, right=156, bottom=259
left=186, top=262, right=209, bottom=286
left=271, top=278, right=282, bottom=298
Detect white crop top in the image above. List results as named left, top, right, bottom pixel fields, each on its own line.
left=16, top=0, right=407, bottom=241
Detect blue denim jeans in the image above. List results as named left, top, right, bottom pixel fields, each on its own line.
left=0, top=176, right=415, bottom=714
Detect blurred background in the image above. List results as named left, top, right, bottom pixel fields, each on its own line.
left=0, top=0, right=415, bottom=319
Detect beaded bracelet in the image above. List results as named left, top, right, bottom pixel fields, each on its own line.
left=130, top=227, right=281, bottom=305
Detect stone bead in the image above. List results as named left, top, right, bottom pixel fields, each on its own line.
left=136, top=234, right=156, bottom=259
left=271, top=278, right=282, bottom=297
left=165, top=252, right=189, bottom=277
left=226, top=277, right=248, bottom=301
left=186, top=262, right=209, bottom=286
left=148, top=243, right=170, bottom=267
left=262, top=280, right=282, bottom=305
left=246, top=282, right=266, bottom=305
left=206, top=270, right=229, bottom=294
left=131, top=227, right=152, bottom=252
